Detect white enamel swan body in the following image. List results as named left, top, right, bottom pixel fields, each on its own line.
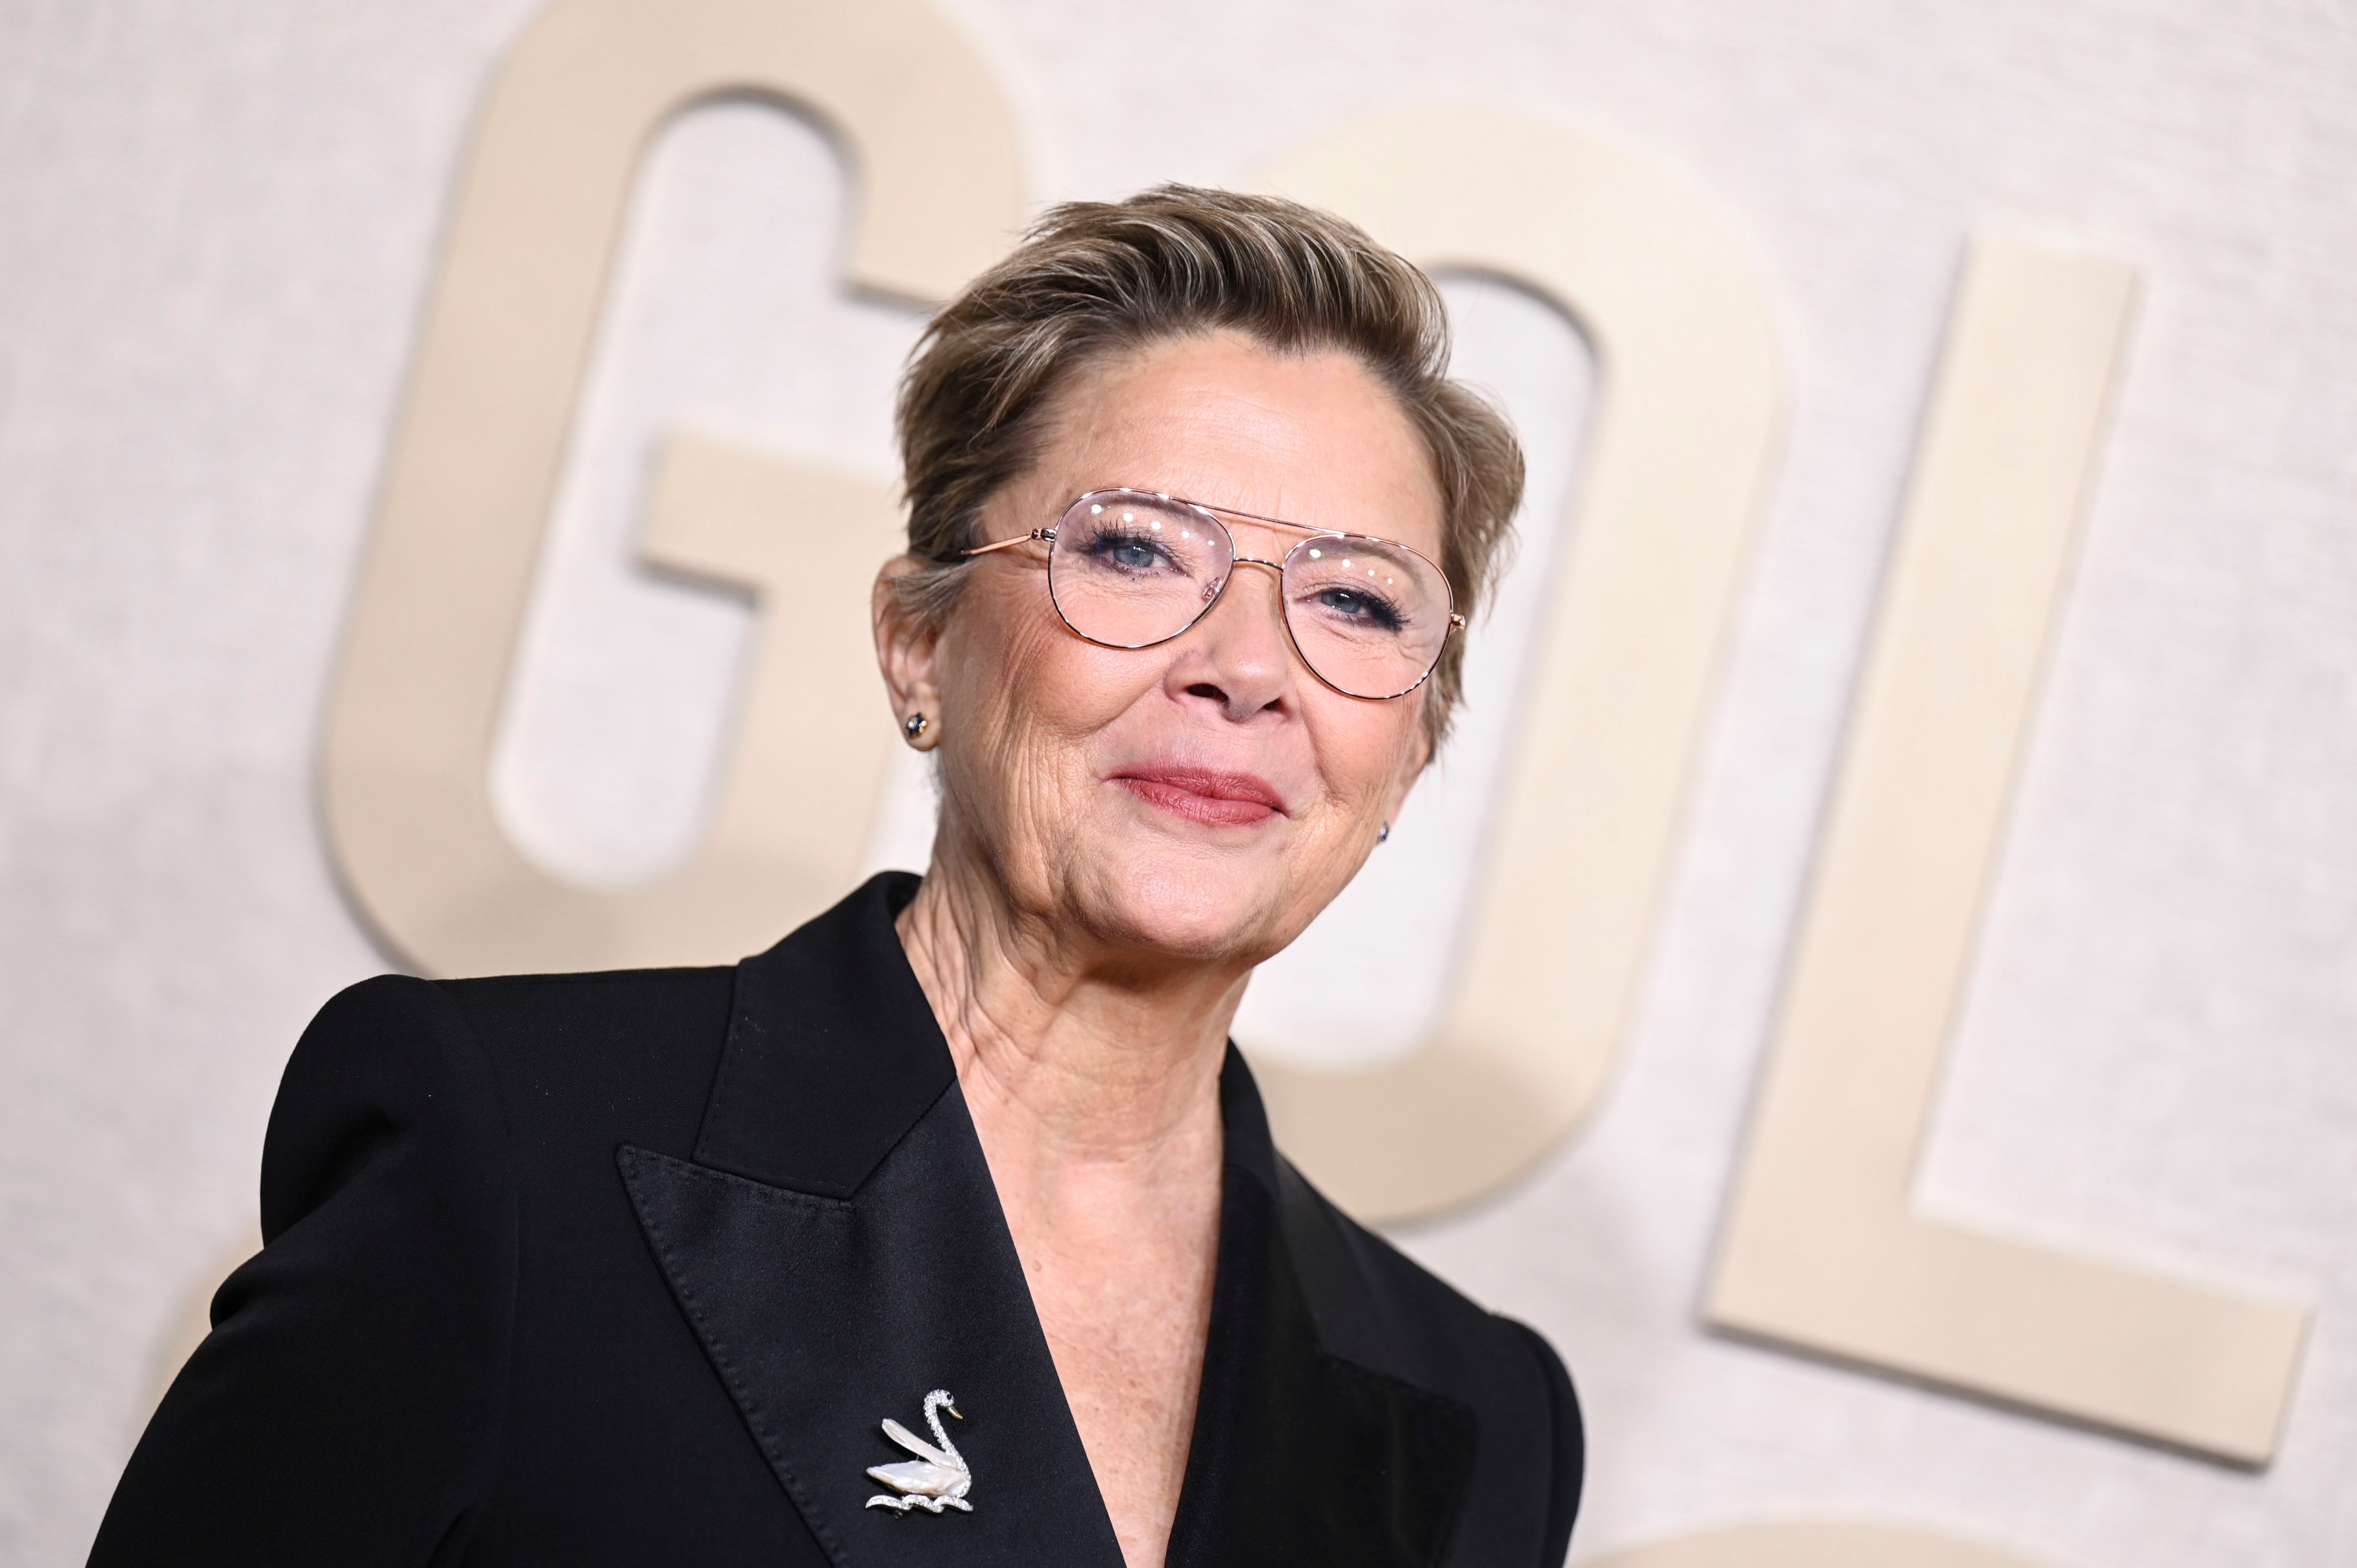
left=863, top=1389, right=973, bottom=1515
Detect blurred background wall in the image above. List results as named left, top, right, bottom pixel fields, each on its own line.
left=2, top=1, right=2355, bottom=1563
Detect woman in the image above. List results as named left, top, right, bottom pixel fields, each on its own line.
left=93, top=186, right=1581, bottom=1568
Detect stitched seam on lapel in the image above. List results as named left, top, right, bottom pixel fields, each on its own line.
left=627, top=1145, right=856, bottom=1213
left=615, top=1147, right=859, bottom=1568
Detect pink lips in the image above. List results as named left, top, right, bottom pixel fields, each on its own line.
left=1110, top=766, right=1289, bottom=828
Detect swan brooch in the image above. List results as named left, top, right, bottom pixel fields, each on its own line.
left=863, top=1389, right=973, bottom=1515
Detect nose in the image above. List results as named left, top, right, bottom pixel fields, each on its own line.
left=1166, top=558, right=1296, bottom=723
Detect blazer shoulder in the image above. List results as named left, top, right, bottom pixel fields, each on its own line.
left=429, top=962, right=736, bottom=1038
left=273, top=964, right=738, bottom=1218
left=425, top=961, right=737, bottom=1062
left=429, top=962, right=741, bottom=1167
left=265, top=974, right=506, bottom=1240
left=273, top=966, right=727, bottom=1153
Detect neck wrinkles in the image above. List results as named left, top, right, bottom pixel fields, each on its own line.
left=895, top=851, right=1236, bottom=1171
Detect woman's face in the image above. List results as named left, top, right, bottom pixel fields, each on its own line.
left=882, top=329, right=1444, bottom=969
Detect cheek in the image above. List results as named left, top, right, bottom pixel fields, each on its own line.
left=975, top=606, right=1149, bottom=745
left=1302, top=693, right=1424, bottom=819
left=937, top=585, right=1157, bottom=804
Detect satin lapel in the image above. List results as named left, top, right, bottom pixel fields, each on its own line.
left=1164, top=1053, right=1478, bottom=1568
left=621, top=875, right=1472, bottom=1566
left=619, top=1086, right=1122, bottom=1567
left=690, top=871, right=949, bottom=1199
left=619, top=874, right=1123, bottom=1567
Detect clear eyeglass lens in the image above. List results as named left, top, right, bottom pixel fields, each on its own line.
left=1047, top=491, right=1451, bottom=699
left=1280, top=535, right=1452, bottom=698
left=1049, top=493, right=1233, bottom=649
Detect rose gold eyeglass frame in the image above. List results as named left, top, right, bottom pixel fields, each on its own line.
left=962, top=487, right=1465, bottom=701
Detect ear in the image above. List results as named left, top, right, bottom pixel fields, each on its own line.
left=873, top=556, right=945, bottom=752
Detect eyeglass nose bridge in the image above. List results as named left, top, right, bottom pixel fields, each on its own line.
left=1196, top=552, right=1285, bottom=604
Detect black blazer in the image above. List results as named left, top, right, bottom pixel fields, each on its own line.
left=93, top=873, right=1581, bottom=1567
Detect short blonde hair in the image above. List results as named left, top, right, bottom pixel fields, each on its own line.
left=894, top=185, right=1523, bottom=746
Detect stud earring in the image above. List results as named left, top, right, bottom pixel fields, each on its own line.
left=903, top=713, right=929, bottom=743
left=1376, top=822, right=1391, bottom=844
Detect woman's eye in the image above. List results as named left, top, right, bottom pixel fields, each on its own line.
left=1085, top=530, right=1170, bottom=572
left=1310, top=586, right=1407, bottom=631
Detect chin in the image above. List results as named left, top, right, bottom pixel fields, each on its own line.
left=1075, top=843, right=1292, bottom=965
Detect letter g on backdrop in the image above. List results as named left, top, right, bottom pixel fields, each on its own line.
left=322, top=0, right=1018, bottom=978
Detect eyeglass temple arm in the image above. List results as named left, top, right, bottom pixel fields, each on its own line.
left=961, top=528, right=1055, bottom=559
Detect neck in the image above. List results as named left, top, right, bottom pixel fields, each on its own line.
left=896, top=852, right=1240, bottom=1173
left=899, top=841, right=1234, bottom=1568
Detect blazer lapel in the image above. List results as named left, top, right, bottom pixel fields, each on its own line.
left=618, top=874, right=1124, bottom=1567
left=1164, top=1053, right=1479, bottom=1568
left=618, top=872, right=1475, bottom=1567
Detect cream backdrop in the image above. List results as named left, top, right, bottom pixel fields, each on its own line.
left=3, top=1, right=2355, bottom=1564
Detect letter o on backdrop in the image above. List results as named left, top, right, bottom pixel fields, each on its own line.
left=321, top=0, right=1021, bottom=975
left=1244, top=113, right=1784, bottom=1222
